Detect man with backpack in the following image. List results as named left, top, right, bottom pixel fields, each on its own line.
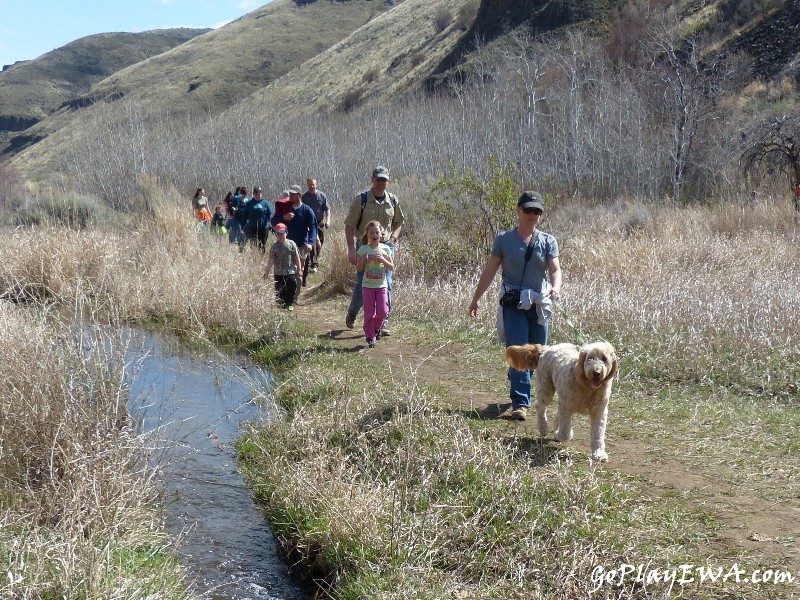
left=343, top=166, right=404, bottom=333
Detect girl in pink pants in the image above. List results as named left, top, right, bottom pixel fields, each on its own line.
left=356, top=221, right=394, bottom=348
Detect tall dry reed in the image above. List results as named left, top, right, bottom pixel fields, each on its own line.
left=0, top=305, right=188, bottom=598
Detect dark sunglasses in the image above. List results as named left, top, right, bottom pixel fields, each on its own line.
left=521, top=207, right=543, bottom=215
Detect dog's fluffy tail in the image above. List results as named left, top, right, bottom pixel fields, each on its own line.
left=505, top=344, right=546, bottom=371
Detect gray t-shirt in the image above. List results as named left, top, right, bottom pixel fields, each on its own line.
left=491, top=228, right=558, bottom=293
left=301, top=190, right=330, bottom=223
left=270, top=239, right=299, bottom=276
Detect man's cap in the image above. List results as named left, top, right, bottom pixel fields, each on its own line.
left=372, top=166, right=390, bottom=181
left=288, top=184, right=302, bottom=194
left=518, top=191, right=544, bottom=211
left=273, top=223, right=288, bottom=233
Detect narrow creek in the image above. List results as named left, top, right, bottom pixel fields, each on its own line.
left=126, top=330, right=310, bottom=600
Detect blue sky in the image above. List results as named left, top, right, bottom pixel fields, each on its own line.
left=0, top=0, right=270, bottom=69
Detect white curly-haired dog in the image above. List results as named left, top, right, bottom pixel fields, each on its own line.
left=505, top=341, right=618, bottom=461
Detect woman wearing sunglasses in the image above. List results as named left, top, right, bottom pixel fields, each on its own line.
left=469, top=191, right=562, bottom=421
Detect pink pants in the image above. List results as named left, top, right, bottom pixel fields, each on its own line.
left=362, top=286, right=389, bottom=341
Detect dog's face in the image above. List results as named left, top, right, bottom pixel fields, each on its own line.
left=578, top=342, right=618, bottom=388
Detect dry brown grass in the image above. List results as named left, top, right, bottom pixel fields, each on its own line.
left=236, top=195, right=800, bottom=598
left=0, top=307, right=188, bottom=598
left=2, top=193, right=799, bottom=597
left=0, top=198, right=285, bottom=341
left=0, top=198, right=295, bottom=597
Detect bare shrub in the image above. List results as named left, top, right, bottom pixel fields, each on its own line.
left=434, top=7, right=452, bottom=32
left=362, top=66, right=379, bottom=84
left=339, top=87, right=364, bottom=113
left=14, top=192, right=116, bottom=228
left=410, top=52, right=425, bottom=67
left=0, top=159, right=21, bottom=213
left=455, top=0, right=479, bottom=30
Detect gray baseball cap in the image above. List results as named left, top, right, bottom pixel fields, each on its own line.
left=372, top=165, right=390, bottom=180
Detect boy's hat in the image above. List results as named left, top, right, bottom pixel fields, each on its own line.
left=273, top=223, right=288, bottom=233
left=288, top=184, right=302, bottom=195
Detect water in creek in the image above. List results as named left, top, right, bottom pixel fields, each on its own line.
left=126, top=331, right=310, bottom=600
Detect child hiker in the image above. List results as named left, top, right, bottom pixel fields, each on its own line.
left=263, top=222, right=302, bottom=311
left=355, top=220, right=394, bottom=348
left=211, top=204, right=227, bottom=235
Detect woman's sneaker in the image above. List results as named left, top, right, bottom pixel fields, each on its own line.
left=509, top=407, right=527, bottom=421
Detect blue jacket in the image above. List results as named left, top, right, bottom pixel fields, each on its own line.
left=240, top=198, right=273, bottom=233
left=272, top=202, right=318, bottom=247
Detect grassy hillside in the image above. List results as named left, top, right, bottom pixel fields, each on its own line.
left=8, top=0, right=800, bottom=181
left=8, top=0, right=401, bottom=176
left=0, top=29, right=207, bottom=151
left=221, top=0, right=477, bottom=122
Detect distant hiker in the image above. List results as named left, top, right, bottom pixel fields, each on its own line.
left=271, top=185, right=317, bottom=288
left=225, top=187, right=245, bottom=244
left=232, top=187, right=249, bottom=248
left=263, top=223, right=302, bottom=311
left=223, top=190, right=236, bottom=222
left=194, top=195, right=212, bottom=226
left=301, top=178, right=331, bottom=274
left=192, top=187, right=208, bottom=212
left=795, top=183, right=800, bottom=211
left=211, top=204, right=227, bottom=235
left=239, top=186, right=274, bottom=252
left=343, top=166, right=404, bottom=335
left=356, top=220, right=394, bottom=348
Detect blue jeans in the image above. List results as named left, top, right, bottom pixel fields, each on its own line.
left=504, top=306, right=548, bottom=409
left=348, top=241, right=394, bottom=319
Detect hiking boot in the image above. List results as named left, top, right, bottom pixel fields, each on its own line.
left=345, top=312, right=357, bottom=329
left=377, top=327, right=391, bottom=337
left=509, top=407, right=527, bottom=421
left=367, top=338, right=375, bottom=348
left=310, top=266, right=318, bottom=273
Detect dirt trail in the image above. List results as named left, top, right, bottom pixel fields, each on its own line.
left=291, top=283, right=800, bottom=575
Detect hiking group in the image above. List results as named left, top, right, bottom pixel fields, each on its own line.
left=191, top=167, right=403, bottom=347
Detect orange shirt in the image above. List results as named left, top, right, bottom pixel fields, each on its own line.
left=195, top=207, right=212, bottom=224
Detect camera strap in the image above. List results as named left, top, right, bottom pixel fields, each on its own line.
left=502, top=234, right=536, bottom=295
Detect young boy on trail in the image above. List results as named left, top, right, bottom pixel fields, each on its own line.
left=263, top=223, right=302, bottom=311
left=356, top=220, right=394, bottom=348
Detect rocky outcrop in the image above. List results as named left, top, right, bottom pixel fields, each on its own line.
left=724, top=1, right=800, bottom=81
left=426, top=0, right=625, bottom=91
